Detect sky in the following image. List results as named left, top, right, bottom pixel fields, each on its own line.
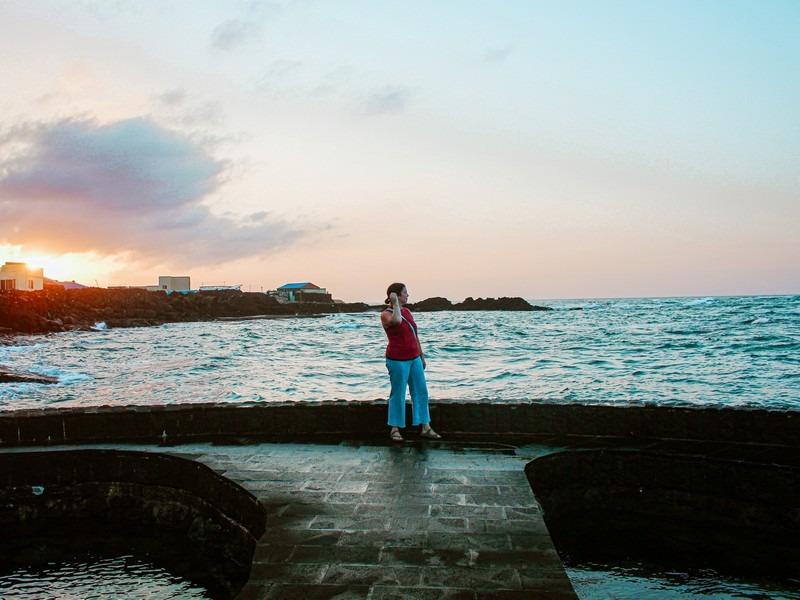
left=0, top=0, right=798, bottom=302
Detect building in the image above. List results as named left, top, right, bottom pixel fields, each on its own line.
left=109, top=276, right=191, bottom=292
left=158, top=276, right=191, bottom=292
left=275, top=282, right=333, bottom=303
left=198, top=285, right=242, bottom=291
left=0, top=262, right=44, bottom=291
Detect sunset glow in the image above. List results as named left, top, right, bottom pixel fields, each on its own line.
left=1, top=1, right=798, bottom=301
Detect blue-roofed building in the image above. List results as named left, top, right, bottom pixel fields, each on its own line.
left=275, top=282, right=332, bottom=303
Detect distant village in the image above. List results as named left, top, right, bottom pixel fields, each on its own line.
left=0, top=261, right=338, bottom=304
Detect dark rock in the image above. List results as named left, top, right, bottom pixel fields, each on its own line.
left=0, top=288, right=370, bottom=335
left=405, top=296, right=553, bottom=312
left=407, top=297, right=453, bottom=311
left=456, top=296, right=525, bottom=311
left=0, top=365, right=59, bottom=384
left=0, top=287, right=546, bottom=335
left=454, top=296, right=549, bottom=311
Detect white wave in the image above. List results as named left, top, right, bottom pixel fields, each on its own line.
left=92, top=322, right=108, bottom=330
left=688, top=297, right=715, bottom=306
left=55, top=372, right=92, bottom=385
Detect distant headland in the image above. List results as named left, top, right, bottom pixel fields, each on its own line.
left=0, top=287, right=550, bottom=336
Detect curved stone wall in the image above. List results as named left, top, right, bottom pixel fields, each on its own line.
left=525, top=449, right=800, bottom=577
left=0, top=449, right=267, bottom=597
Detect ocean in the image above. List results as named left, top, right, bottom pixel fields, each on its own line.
left=1, top=294, right=797, bottom=411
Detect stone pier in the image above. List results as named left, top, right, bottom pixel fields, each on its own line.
left=0, top=400, right=798, bottom=599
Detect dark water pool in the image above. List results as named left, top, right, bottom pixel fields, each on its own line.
left=564, top=557, right=800, bottom=599
left=0, top=523, right=231, bottom=599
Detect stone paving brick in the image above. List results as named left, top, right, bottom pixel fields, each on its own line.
left=321, top=564, right=422, bottom=586
left=289, top=544, right=383, bottom=566
left=309, top=515, right=392, bottom=531
left=380, top=547, right=471, bottom=568
left=226, top=440, right=577, bottom=596
left=338, top=530, right=427, bottom=549
left=503, top=506, right=542, bottom=520
left=260, top=529, right=343, bottom=547
left=264, top=583, right=371, bottom=599
left=46, top=439, right=578, bottom=598
left=370, top=586, right=476, bottom=599
left=326, top=492, right=392, bottom=504
left=420, top=566, right=523, bottom=590
left=429, top=504, right=506, bottom=519
left=480, top=518, right=551, bottom=535
left=428, top=532, right=512, bottom=552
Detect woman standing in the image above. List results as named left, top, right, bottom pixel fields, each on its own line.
left=381, top=282, right=441, bottom=442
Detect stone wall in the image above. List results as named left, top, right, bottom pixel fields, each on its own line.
left=0, top=449, right=267, bottom=596
left=0, top=400, right=797, bottom=448
left=525, top=449, right=800, bottom=577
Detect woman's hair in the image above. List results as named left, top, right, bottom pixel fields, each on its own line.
left=385, top=282, right=406, bottom=304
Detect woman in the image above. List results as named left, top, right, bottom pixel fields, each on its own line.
left=381, top=282, right=441, bottom=442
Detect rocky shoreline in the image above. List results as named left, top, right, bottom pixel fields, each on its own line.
left=0, top=287, right=546, bottom=336
left=408, top=296, right=551, bottom=312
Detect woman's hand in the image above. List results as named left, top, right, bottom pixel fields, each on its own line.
left=381, top=292, right=402, bottom=327
left=421, top=356, right=427, bottom=370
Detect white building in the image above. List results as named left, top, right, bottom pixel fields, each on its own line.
left=158, top=276, right=191, bottom=292
left=0, top=262, right=44, bottom=291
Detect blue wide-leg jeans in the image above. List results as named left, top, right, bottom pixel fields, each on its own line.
left=386, top=357, right=430, bottom=428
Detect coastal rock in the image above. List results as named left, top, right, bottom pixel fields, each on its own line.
left=457, top=296, right=540, bottom=311
left=0, top=287, right=370, bottom=334
left=0, top=365, right=59, bottom=384
left=410, top=296, right=551, bottom=312
left=409, top=297, right=453, bottom=311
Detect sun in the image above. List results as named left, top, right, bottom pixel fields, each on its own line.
left=25, top=253, right=81, bottom=282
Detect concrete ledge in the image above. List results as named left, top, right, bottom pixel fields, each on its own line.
left=0, top=400, right=797, bottom=447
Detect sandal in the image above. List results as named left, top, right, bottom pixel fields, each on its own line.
left=420, top=427, right=442, bottom=440
left=390, top=429, right=404, bottom=442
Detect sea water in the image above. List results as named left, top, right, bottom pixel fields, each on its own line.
left=1, top=294, right=799, bottom=598
left=1, top=295, right=798, bottom=410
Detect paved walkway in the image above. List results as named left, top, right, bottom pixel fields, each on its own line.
left=166, top=438, right=578, bottom=599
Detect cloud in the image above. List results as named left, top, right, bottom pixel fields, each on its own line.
left=210, top=2, right=284, bottom=51
left=0, top=118, right=302, bottom=265
left=484, top=45, right=514, bottom=62
left=211, top=18, right=262, bottom=51
left=156, top=88, right=187, bottom=107
left=152, top=89, right=225, bottom=128
left=362, top=86, right=411, bottom=116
